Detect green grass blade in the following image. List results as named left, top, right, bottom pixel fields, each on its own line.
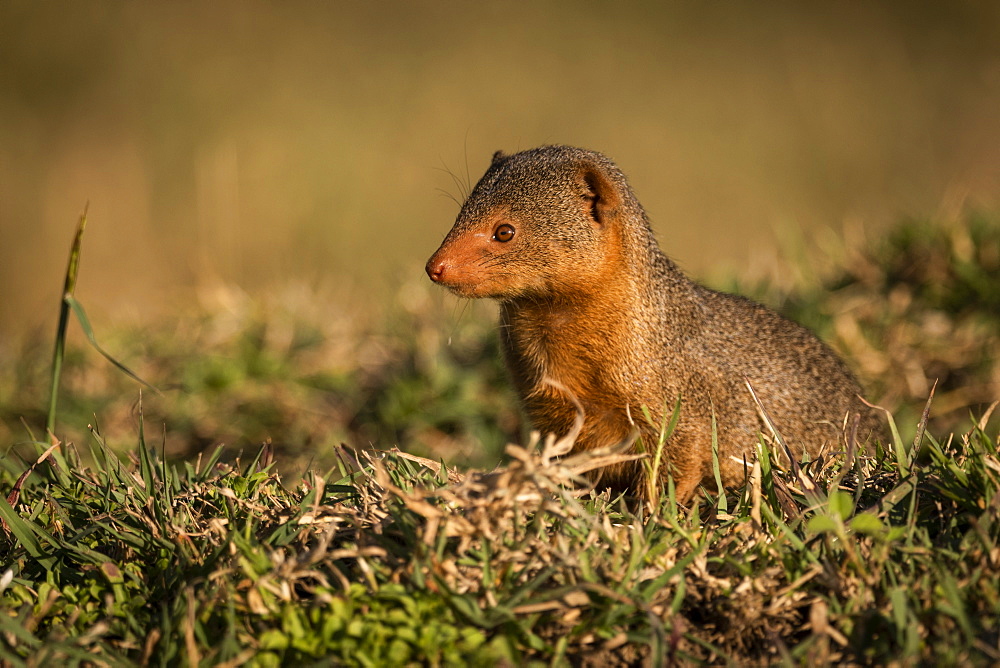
left=45, top=208, right=87, bottom=438
left=64, top=294, right=159, bottom=393
left=0, top=496, right=58, bottom=571
left=710, top=411, right=726, bottom=513
left=136, top=393, right=156, bottom=494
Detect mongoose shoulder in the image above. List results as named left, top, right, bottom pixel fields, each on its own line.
left=426, top=145, right=880, bottom=503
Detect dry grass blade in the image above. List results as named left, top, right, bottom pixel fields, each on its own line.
left=912, top=378, right=938, bottom=450
left=745, top=376, right=822, bottom=499
left=972, top=400, right=999, bottom=437
left=771, top=474, right=804, bottom=521
left=744, top=377, right=796, bottom=472
left=382, top=447, right=464, bottom=484
left=1, top=440, right=62, bottom=536
left=5, top=440, right=61, bottom=508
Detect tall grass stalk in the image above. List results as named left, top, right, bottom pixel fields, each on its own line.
left=40, top=208, right=88, bottom=480
left=45, top=209, right=87, bottom=437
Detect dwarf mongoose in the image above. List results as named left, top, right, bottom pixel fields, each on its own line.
left=426, top=145, right=879, bottom=503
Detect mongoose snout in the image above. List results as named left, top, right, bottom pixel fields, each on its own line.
left=424, top=228, right=495, bottom=295
left=427, top=145, right=881, bottom=503
left=425, top=206, right=535, bottom=299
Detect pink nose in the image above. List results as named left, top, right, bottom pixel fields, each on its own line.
left=426, top=257, right=447, bottom=283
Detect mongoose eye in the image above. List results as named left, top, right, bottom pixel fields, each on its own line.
left=493, top=224, right=516, bottom=242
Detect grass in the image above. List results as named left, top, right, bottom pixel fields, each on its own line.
left=1, top=212, right=999, bottom=665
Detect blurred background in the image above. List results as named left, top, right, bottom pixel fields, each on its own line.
left=2, top=3, right=1000, bottom=472
left=2, top=2, right=1000, bottom=339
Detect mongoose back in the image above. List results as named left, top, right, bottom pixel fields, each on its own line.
left=426, top=145, right=879, bottom=503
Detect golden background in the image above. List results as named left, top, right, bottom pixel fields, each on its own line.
left=2, top=2, right=999, bottom=338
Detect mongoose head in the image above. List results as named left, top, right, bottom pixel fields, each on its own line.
left=426, top=145, right=644, bottom=301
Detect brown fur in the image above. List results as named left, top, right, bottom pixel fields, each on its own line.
left=426, top=145, right=880, bottom=503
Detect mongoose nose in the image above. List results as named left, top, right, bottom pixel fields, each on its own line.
left=426, top=257, right=447, bottom=283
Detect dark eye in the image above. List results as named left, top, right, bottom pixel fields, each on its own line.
left=493, top=224, right=515, bottom=242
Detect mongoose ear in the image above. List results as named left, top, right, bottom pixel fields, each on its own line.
left=491, top=150, right=506, bottom=165
left=580, top=164, right=622, bottom=228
